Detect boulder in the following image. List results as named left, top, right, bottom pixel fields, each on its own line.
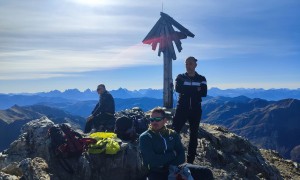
left=181, top=124, right=282, bottom=179
left=0, top=171, right=19, bottom=180
left=19, top=157, right=50, bottom=180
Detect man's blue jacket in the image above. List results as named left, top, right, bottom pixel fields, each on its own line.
left=139, top=127, right=185, bottom=172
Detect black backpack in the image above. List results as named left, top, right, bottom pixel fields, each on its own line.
left=114, top=108, right=150, bottom=141
left=114, top=116, right=136, bottom=141
left=134, top=117, right=150, bottom=135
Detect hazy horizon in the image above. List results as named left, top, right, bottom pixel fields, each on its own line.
left=1, top=86, right=300, bottom=95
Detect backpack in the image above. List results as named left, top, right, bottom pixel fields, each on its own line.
left=48, top=123, right=95, bottom=158
left=48, top=123, right=96, bottom=174
left=114, top=108, right=150, bottom=141
left=88, top=132, right=121, bottom=155
left=134, top=116, right=150, bottom=135
left=114, top=116, right=136, bottom=141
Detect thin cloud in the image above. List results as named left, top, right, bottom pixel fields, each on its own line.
left=0, top=72, right=79, bottom=80
left=184, top=36, right=300, bottom=61
left=0, top=45, right=158, bottom=80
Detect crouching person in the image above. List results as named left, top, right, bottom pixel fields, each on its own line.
left=139, top=107, right=213, bottom=180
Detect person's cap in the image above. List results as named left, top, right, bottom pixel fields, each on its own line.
left=186, top=56, right=198, bottom=62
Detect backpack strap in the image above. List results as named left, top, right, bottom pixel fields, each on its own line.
left=79, top=138, right=97, bottom=150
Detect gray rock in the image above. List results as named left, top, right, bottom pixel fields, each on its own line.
left=19, top=157, right=50, bottom=180
left=4, top=117, right=54, bottom=164
left=0, top=171, right=19, bottom=180
left=183, top=123, right=283, bottom=179
left=1, top=162, right=22, bottom=177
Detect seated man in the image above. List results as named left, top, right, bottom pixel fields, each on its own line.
left=84, top=84, right=115, bottom=133
left=139, top=107, right=213, bottom=180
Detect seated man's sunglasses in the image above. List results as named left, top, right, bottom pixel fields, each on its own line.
left=149, top=117, right=164, bottom=122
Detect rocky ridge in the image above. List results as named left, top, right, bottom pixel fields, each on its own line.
left=0, top=117, right=145, bottom=180
left=0, top=114, right=299, bottom=179
left=188, top=123, right=296, bottom=179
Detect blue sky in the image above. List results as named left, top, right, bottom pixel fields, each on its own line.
left=0, top=0, right=299, bottom=93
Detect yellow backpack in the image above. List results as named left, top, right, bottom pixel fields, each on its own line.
left=88, top=132, right=121, bottom=155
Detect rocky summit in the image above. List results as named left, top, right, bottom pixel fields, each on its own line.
left=0, top=114, right=299, bottom=179
left=184, top=124, right=299, bottom=179
left=0, top=117, right=145, bottom=180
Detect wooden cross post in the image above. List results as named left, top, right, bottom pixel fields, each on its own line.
left=142, top=12, right=195, bottom=109
left=163, top=52, right=173, bottom=108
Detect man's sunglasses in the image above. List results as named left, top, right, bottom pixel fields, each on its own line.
left=149, top=117, right=164, bottom=122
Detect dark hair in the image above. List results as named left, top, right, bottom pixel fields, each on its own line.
left=150, top=107, right=166, bottom=117
left=186, top=56, right=198, bottom=62
left=97, top=84, right=106, bottom=89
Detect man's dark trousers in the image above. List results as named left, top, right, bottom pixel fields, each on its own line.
left=84, top=113, right=115, bottom=133
left=173, top=104, right=202, bottom=163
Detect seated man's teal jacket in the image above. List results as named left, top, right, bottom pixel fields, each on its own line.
left=139, top=126, right=185, bottom=171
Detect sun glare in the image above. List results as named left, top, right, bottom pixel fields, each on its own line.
left=72, top=0, right=108, bottom=6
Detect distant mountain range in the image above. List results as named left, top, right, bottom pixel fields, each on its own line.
left=1, top=87, right=300, bottom=110
left=201, top=96, right=300, bottom=162
left=36, top=88, right=164, bottom=100
left=209, top=87, right=300, bottom=100
left=38, top=97, right=163, bottom=117
left=0, top=88, right=164, bottom=109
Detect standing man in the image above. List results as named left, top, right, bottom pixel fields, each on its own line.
left=84, top=84, right=115, bottom=133
left=172, top=56, right=207, bottom=164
